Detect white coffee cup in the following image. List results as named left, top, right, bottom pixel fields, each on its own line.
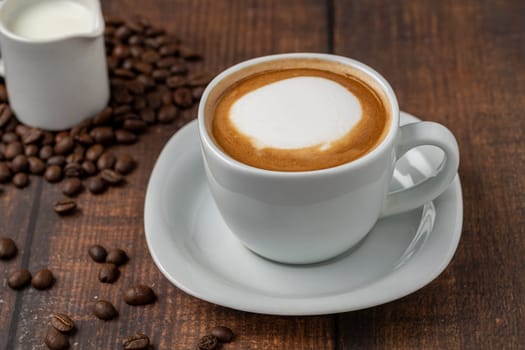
left=198, top=53, right=459, bottom=264
left=0, top=0, right=109, bottom=130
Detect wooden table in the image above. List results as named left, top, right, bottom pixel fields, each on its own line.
left=1, top=1, right=524, bottom=349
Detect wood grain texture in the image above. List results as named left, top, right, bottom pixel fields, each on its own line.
left=1, top=1, right=524, bottom=349
left=334, top=0, right=525, bottom=349
left=4, top=1, right=334, bottom=349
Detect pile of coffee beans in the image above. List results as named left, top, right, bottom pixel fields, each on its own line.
left=44, top=313, right=75, bottom=350
left=0, top=14, right=212, bottom=214
left=0, top=13, right=239, bottom=350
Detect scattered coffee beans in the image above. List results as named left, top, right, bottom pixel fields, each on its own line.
left=106, top=248, right=128, bottom=266
left=88, top=244, right=107, bottom=263
left=32, top=268, right=55, bottom=290
left=198, top=335, right=218, bottom=350
left=100, top=169, right=124, bottom=185
left=123, top=285, right=156, bottom=305
left=50, top=313, right=75, bottom=333
left=0, top=237, right=17, bottom=260
left=122, top=333, right=150, bottom=350
left=7, top=268, right=32, bottom=290
left=99, top=263, right=120, bottom=283
left=211, top=326, right=234, bottom=343
left=44, top=328, right=70, bottom=350
left=93, top=300, right=118, bottom=320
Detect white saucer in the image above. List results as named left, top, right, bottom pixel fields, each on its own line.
left=144, top=112, right=463, bottom=315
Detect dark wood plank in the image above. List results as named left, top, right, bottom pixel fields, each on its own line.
left=6, top=1, right=335, bottom=349
left=334, top=0, right=525, bottom=349
left=0, top=180, right=42, bottom=349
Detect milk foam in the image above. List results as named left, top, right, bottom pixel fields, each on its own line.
left=9, top=1, right=94, bottom=40
left=229, top=76, right=362, bottom=150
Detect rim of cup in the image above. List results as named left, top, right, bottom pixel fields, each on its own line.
left=198, top=53, right=399, bottom=177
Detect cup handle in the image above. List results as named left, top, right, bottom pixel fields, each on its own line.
left=380, top=121, right=459, bottom=217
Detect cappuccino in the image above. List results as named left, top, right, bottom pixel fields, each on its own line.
left=212, top=66, right=389, bottom=171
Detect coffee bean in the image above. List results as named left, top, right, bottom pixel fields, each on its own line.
left=2, top=132, right=19, bottom=143
left=193, top=86, right=205, bottom=100
left=106, top=248, right=128, bottom=265
left=152, top=69, right=170, bottom=82
left=0, top=237, right=17, bottom=259
left=4, top=142, right=23, bottom=160
left=115, top=154, right=135, bottom=174
left=0, top=162, right=12, bottom=182
left=128, top=35, right=143, bottom=46
left=86, top=176, right=107, bottom=194
left=142, top=49, right=160, bottom=63
left=198, top=335, right=218, bottom=350
left=12, top=172, right=29, bottom=188
left=47, top=155, right=66, bottom=167
left=100, top=169, right=124, bottom=185
left=173, top=87, right=194, bottom=108
left=115, top=129, right=137, bottom=144
left=211, top=326, right=234, bottom=343
left=136, top=74, right=155, bottom=89
left=44, top=165, right=63, bottom=183
left=146, top=91, right=162, bottom=109
left=54, top=136, right=75, bottom=155
left=133, top=62, right=153, bottom=75
left=90, top=127, right=115, bottom=145
left=126, top=80, right=145, bottom=95
left=166, top=75, right=186, bottom=88
left=123, top=285, right=156, bottom=305
left=99, top=263, right=120, bottom=283
left=114, top=68, right=135, bottom=79
left=81, top=161, right=97, bottom=176
left=113, top=86, right=133, bottom=104
left=44, top=328, right=69, bottom=350
left=123, top=119, right=147, bottom=133
left=22, top=128, right=42, bottom=145
left=93, top=107, right=113, bottom=125
left=39, top=145, right=54, bottom=160
left=159, top=44, right=177, bottom=56
left=170, top=62, right=189, bottom=75
left=74, top=133, right=94, bottom=146
left=0, top=105, right=13, bottom=128
left=188, top=72, right=214, bottom=86
left=7, top=269, right=32, bottom=289
left=64, top=163, right=82, bottom=178
left=93, top=300, right=118, bottom=320
left=123, top=333, right=150, bottom=350
left=140, top=108, right=156, bottom=124
left=11, top=154, right=28, bottom=172
left=62, top=178, right=83, bottom=197
left=115, top=25, right=132, bottom=40
left=28, top=157, right=46, bottom=175
left=156, top=57, right=177, bottom=68
left=158, top=104, right=178, bottom=123
left=66, top=152, right=84, bottom=164
left=86, top=144, right=105, bottom=162
left=113, top=44, right=130, bottom=59
left=97, top=151, right=116, bottom=170
left=53, top=199, right=77, bottom=215
left=25, top=144, right=39, bottom=157
left=88, top=244, right=107, bottom=263
left=50, top=313, right=75, bottom=333
left=178, top=45, right=201, bottom=60
left=32, top=268, right=55, bottom=290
